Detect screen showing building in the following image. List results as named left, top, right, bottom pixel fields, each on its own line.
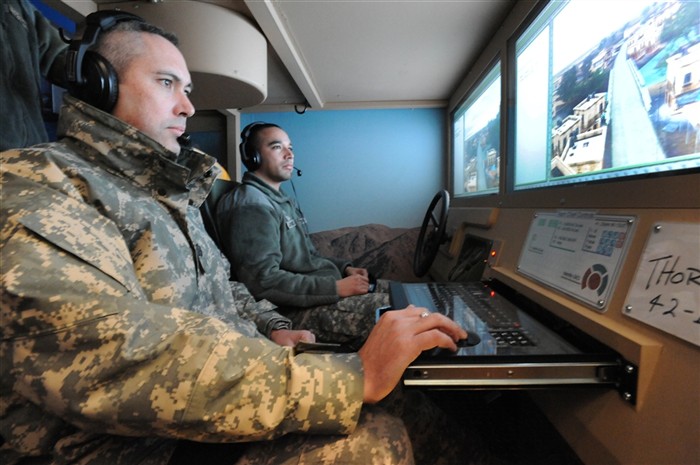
left=513, top=0, right=700, bottom=190
left=452, top=61, right=501, bottom=197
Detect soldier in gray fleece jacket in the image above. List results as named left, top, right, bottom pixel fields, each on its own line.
left=216, top=123, right=390, bottom=348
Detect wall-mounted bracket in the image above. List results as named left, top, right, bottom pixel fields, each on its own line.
left=599, top=359, right=638, bottom=405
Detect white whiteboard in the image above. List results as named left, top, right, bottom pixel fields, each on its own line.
left=624, top=222, right=700, bottom=346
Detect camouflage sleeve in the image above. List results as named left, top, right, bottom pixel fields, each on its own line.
left=229, top=281, right=294, bottom=337
left=1, top=171, right=364, bottom=442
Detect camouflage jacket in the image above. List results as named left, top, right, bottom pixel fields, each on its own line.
left=0, top=96, right=364, bottom=464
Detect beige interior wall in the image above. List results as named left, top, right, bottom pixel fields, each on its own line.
left=431, top=180, right=699, bottom=464
left=444, top=2, right=699, bottom=459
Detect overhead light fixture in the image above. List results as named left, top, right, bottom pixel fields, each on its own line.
left=102, top=0, right=267, bottom=110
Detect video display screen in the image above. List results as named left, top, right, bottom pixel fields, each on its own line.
left=513, top=0, right=700, bottom=190
left=452, top=61, right=501, bottom=197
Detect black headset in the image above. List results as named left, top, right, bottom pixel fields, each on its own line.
left=64, top=10, right=144, bottom=112
left=240, top=121, right=280, bottom=171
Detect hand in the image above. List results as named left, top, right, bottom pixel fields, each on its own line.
left=336, top=274, right=370, bottom=297
left=270, top=329, right=316, bottom=347
left=345, top=266, right=369, bottom=278
left=358, top=306, right=467, bottom=404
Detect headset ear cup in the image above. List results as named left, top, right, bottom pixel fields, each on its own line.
left=74, top=51, right=119, bottom=112
left=239, top=141, right=251, bottom=171
left=240, top=121, right=272, bottom=171
left=249, top=151, right=261, bottom=171
left=240, top=137, right=260, bottom=171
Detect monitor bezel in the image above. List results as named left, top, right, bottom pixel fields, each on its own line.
left=447, top=0, right=700, bottom=211
left=449, top=57, right=503, bottom=200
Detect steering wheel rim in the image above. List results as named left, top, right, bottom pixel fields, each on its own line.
left=413, top=190, right=450, bottom=277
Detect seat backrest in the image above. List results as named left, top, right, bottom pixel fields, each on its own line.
left=201, top=177, right=239, bottom=251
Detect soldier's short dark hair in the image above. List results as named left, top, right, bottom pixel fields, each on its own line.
left=93, top=19, right=179, bottom=77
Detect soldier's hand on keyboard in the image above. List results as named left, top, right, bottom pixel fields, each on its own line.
left=358, top=305, right=467, bottom=403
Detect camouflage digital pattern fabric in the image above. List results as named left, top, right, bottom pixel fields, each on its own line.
left=1, top=96, right=372, bottom=464
left=229, top=280, right=293, bottom=337
left=284, top=281, right=391, bottom=350
left=235, top=407, right=414, bottom=465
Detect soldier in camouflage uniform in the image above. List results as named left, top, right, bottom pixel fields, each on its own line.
left=0, top=12, right=470, bottom=465
left=216, top=123, right=391, bottom=350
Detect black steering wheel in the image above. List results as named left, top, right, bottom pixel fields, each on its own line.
left=413, top=190, right=450, bottom=277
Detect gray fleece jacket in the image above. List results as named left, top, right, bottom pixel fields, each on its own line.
left=216, top=172, right=351, bottom=308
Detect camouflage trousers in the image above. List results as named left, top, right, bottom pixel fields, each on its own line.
left=283, top=279, right=392, bottom=350
left=234, top=405, right=413, bottom=465
left=229, top=388, right=485, bottom=465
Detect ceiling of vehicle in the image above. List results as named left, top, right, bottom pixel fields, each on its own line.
left=60, top=0, right=516, bottom=110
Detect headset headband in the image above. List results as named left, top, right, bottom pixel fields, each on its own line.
left=65, top=10, right=144, bottom=86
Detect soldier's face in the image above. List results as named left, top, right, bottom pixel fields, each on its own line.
left=112, top=33, right=194, bottom=154
left=256, top=127, right=295, bottom=185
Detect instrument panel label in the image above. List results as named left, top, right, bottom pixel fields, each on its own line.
left=518, top=211, right=635, bottom=311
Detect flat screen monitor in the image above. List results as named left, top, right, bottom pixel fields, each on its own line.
left=452, top=61, right=501, bottom=197
left=513, top=0, right=700, bottom=191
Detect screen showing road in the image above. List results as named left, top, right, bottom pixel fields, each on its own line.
left=513, top=0, right=700, bottom=190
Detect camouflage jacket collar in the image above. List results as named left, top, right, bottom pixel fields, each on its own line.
left=56, top=95, right=219, bottom=208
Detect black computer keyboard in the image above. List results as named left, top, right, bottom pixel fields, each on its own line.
left=427, top=282, right=536, bottom=347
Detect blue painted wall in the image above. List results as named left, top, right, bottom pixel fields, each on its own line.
left=241, top=108, right=445, bottom=233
